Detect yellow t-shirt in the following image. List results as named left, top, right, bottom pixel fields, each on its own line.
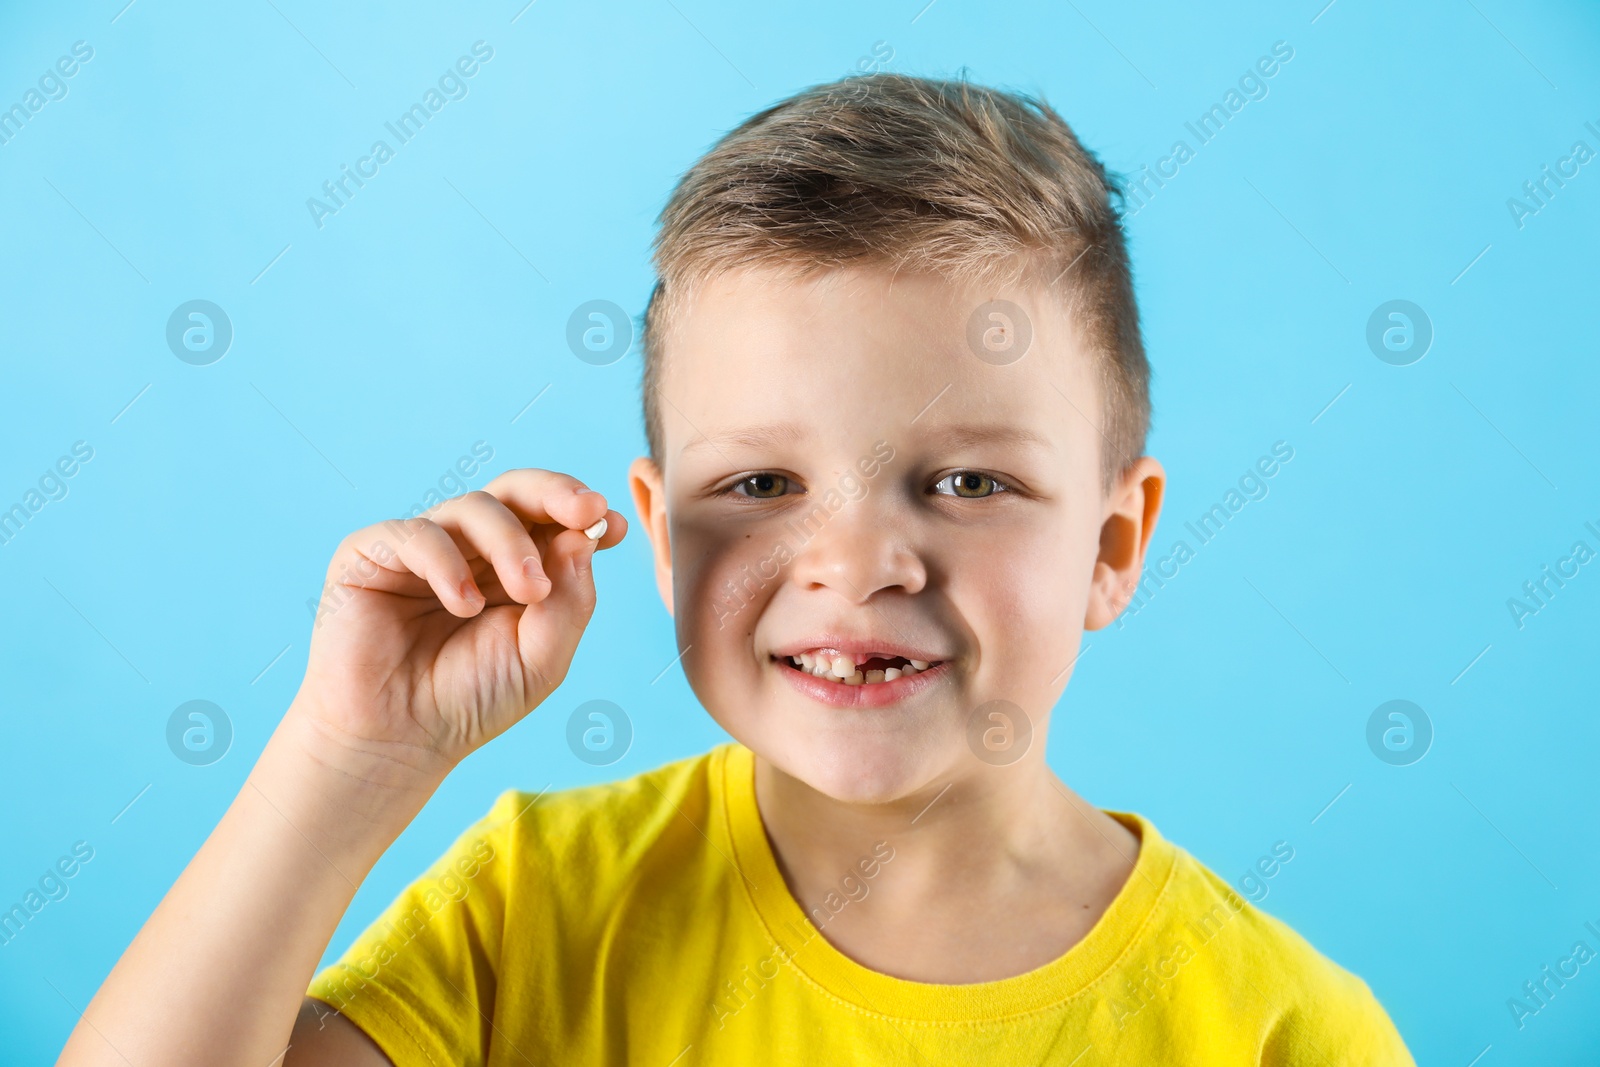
left=308, top=743, right=1413, bottom=1065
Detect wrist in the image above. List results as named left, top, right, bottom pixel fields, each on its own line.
left=248, top=709, right=448, bottom=874
left=284, top=688, right=459, bottom=789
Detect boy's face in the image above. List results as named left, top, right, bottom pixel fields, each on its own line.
left=629, top=264, right=1162, bottom=804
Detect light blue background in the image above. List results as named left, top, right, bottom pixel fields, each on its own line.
left=2, top=0, right=1597, bottom=1062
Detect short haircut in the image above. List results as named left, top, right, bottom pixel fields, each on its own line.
left=640, top=71, right=1149, bottom=492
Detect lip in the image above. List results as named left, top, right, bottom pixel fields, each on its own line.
left=773, top=653, right=951, bottom=709
left=769, top=634, right=948, bottom=664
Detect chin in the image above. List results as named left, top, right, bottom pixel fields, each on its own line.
left=763, top=716, right=955, bottom=806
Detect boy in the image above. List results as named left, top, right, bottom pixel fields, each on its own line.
left=63, top=73, right=1413, bottom=1064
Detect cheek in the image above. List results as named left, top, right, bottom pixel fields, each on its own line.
left=670, top=516, right=779, bottom=678
left=956, top=524, right=1092, bottom=676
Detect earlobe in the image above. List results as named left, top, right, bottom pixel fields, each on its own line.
left=627, top=456, right=674, bottom=617
left=1085, top=457, right=1166, bottom=631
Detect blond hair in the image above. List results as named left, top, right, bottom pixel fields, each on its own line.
left=640, top=71, right=1149, bottom=491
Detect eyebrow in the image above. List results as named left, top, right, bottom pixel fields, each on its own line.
left=679, top=421, right=1053, bottom=457
left=934, top=424, right=1055, bottom=452
left=680, top=422, right=808, bottom=458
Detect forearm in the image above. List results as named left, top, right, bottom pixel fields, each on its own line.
left=60, top=710, right=440, bottom=1067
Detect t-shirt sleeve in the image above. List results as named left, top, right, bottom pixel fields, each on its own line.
left=1260, top=974, right=1415, bottom=1066
left=1244, top=909, right=1415, bottom=1066
left=1172, top=855, right=1417, bottom=1066
left=306, top=790, right=530, bottom=1067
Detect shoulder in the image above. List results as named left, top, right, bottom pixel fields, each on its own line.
left=506, top=740, right=720, bottom=827
left=1116, top=815, right=1414, bottom=1064
left=469, top=744, right=732, bottom=903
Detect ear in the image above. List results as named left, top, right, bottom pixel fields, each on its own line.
left=1085, top=456, right=1165, bottom=631
left=628, top=456, right=674, bottom=618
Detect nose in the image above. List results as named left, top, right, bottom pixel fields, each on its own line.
left=785, top=489, right=927, bottom=602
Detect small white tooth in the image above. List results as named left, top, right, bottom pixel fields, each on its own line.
left=883, top=667, right=902, bottom=681
left=584, top=517, right=608, bottom=540
left=900, top=663, right=921, bottom=676
left=830, top=654, right=853, bottom=679
left=843, top=671, right=863, bottom=685
left=909, top=659, right=929, bottom=670
left=800, top=652, right=814, bottom=669
left=865, top=669, right=885, bottom=684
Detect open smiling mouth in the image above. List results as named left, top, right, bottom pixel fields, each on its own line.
left=774, top=651, right=944, bottom=687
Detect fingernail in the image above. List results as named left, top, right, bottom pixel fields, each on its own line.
left=523, top=557, right=550, bottom=583
left=573, top=484, right=595, bottom=495
left=459, top=579, right=482, bottom=603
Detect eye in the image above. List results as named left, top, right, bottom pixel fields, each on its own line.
left=723, top=472, right=794, bottom=499
left=933, top=471, right=1009, bottom=499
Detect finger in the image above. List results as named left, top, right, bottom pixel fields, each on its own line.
left=515, top=526, right=601, bottom=696
left=569, top=508, right=628, bottom=550
left=590, top=509, right=628, bottom=550
left=382, top=518, right=484, bottom=617
left=429, top=490, right=553, bottom=604
left=479, top=468, right=612, bottom=534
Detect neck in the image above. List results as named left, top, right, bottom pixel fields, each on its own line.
left=748, top=745, right=1142, bottom=982
left=750, top=745, right=1138, bottom=909
left=754, top=749, right=1073, bottom=870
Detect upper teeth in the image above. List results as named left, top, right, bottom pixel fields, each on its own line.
left=788, top=651, right=936, bottom=685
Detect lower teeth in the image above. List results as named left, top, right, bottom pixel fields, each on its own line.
left=788, top=657, right=930, bottom=685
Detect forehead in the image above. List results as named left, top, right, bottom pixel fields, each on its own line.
left=655, top=264, right=1100, bottom=467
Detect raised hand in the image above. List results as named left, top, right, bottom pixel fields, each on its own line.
left=290, top=468, right=627, bottom=789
